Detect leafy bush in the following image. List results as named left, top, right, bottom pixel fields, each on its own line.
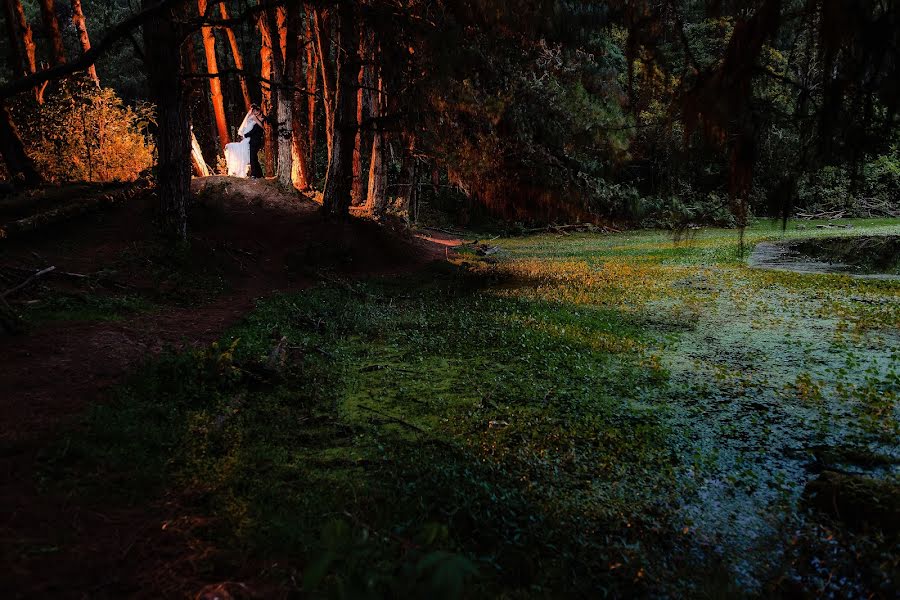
left=16, top=76, right=154, bottom=183
left=795, top=149, right=900, bottom=216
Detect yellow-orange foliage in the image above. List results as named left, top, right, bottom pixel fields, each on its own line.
left=18, top=78, right=154, bottom=183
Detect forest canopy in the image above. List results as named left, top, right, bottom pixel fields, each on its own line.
left=0, top=0, right=898, bottom=234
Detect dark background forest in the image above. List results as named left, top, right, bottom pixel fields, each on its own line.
left=1, top=0, right=898, bottom=232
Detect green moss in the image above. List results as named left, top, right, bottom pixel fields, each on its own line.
left=41, top=218, right=900, bottom=597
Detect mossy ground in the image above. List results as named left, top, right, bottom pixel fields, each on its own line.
left=43, top=218, right=900, bottom=597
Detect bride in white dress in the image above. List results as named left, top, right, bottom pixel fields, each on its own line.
left=224, top=109, right=263, bottom=177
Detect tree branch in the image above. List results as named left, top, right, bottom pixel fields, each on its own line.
left=0, top=0, right=188, bottom=100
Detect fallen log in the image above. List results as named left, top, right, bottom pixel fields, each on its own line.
left=0, top=183, right=147, bottom=240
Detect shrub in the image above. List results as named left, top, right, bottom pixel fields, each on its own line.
left=17, top=76, right=155, bottom=183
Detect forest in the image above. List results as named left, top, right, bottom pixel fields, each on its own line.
left=0, top=0, right=898, bottom=598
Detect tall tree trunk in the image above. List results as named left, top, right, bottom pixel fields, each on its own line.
left=3, top=0, right=33, bottom=78
left=400, top=137, right=418, bottom=223
left=197, top=0, right=229, bottom=149
left=218, top=1, right=251, bottom=112
left=258, top=9, right=275, bottom=175
left=321, top=1, right=358, bottom=217
left=305, top=7, right=317, bottom=178
left=0, top=101, right=42, bottom=186
left=352, top=27, right=374, bottom=205
left=312, top=7, right=335, bottom=162
left=37, top=0, right=65, bottom=66
left=4, top=0, right=42, bottom=101
left=277, top=6, right=287, bottom=63
left=366, top=71, right=386, bottom=216
left=70, top=0, right=98, bottom=85
left=266, top=4, right=291, bottom=187
left=145, top=0, right=190, bottom=240
left=183, top=37, right=217, bottom=171
left=289, top=5, right=311, bottom=189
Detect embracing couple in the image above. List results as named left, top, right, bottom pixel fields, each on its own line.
left=225, top=105, right=267, bottom=178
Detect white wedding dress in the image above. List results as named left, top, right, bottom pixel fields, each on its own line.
left=224, top=110, right=262, bottom=178
left=225, top=138, right=251, bottom=177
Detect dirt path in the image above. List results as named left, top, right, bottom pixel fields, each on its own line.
left=0, top=178, right=452, bottom=598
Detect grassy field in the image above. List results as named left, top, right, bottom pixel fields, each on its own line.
left=46, top=219, right=900, bottom=597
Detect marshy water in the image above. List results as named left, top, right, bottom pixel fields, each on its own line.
left=750, top=235, right=900, bottom=279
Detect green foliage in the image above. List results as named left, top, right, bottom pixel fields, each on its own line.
left=794, top=147, right=900, bottom=216
left=22, top=292, right=152, bottom=324
left=417, top=12, right=631, bottom=219
left=304, top=519, right=477, bottom=599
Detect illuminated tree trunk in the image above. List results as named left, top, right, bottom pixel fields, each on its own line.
left=4, top=0, right=42, bottom=102
left=0, top=101, right=42, bottom=186
left=312, top=7, right=335, bottom=162
left=218, top=1, right=251, bottom=111
left=321, top=0, right=358, bottom=216
left=183, top=37, right=217, bottom=170
left=70, top=0, right=98, bottom=85
left=352, top=28, right=375, bottom=205
left=289, top=4, right=311, bottom=189
left=366, top=73, right=386, bottom=216
left=277, top=6, right=287, bottom=63
left=305, top=8, right=317, bottom=177
left=197, top=0, right=229, bottom=149
left=258, top=10, right=275, bottom=175
left=265, top=4, right=292, bottom=187
left=37, top=0, right=65, bottom=66
left=3, top=0, right=35, bottom=78
left=191, top=129, right=210, bottom=176
left=144, top=0, right=190, bottom=240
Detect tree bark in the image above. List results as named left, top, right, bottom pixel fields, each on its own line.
left=197, top=0, right=229, bottom=149
left=400, top=138, right=418, bottom=223
left=144, top=0, right=190, bottom=241
left=0, top=101, right=42, bottom=186
left=290, top=5, right=311, bottom=189
left=37, top=0, right=66, bottom=66
left=321, top=0, right=358, bottom=217
left=183, top=37, right=218, bottom=171
left=4, top=0, right=42, bottom=102
left=366, top=72, right=386, bottom=216
left=266, top=4, right=291, bottom=187
left=277, top=6, right=287, bottom=63
left=352, top=27, right=375, bottom=205
left=258, top=8, right=275, bottom=175
left=70, top=0, right=98, bottom=85
left=218, top=1, right=251, bottom=112
left=191, top=129, right=210, bottom=176
left=305, top=7, right=317, bottom=178
left=312, top=7, right=335, bottom=162
left=3, top=0, right=33, bottom=78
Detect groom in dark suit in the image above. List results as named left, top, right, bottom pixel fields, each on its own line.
left=246, top=104, right=266, bottom=178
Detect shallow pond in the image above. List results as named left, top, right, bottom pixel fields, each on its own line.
left=750, top=235, right=900, bottom=278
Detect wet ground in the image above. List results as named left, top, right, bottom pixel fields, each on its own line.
left=750, top=235, right=900, bottom=279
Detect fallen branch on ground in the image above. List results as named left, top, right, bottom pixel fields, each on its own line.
left=523, top=223, right=621, bottom=235
left=2, top=266, right=55, bottom=299
left=358, top=404, right=426, bottom=434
